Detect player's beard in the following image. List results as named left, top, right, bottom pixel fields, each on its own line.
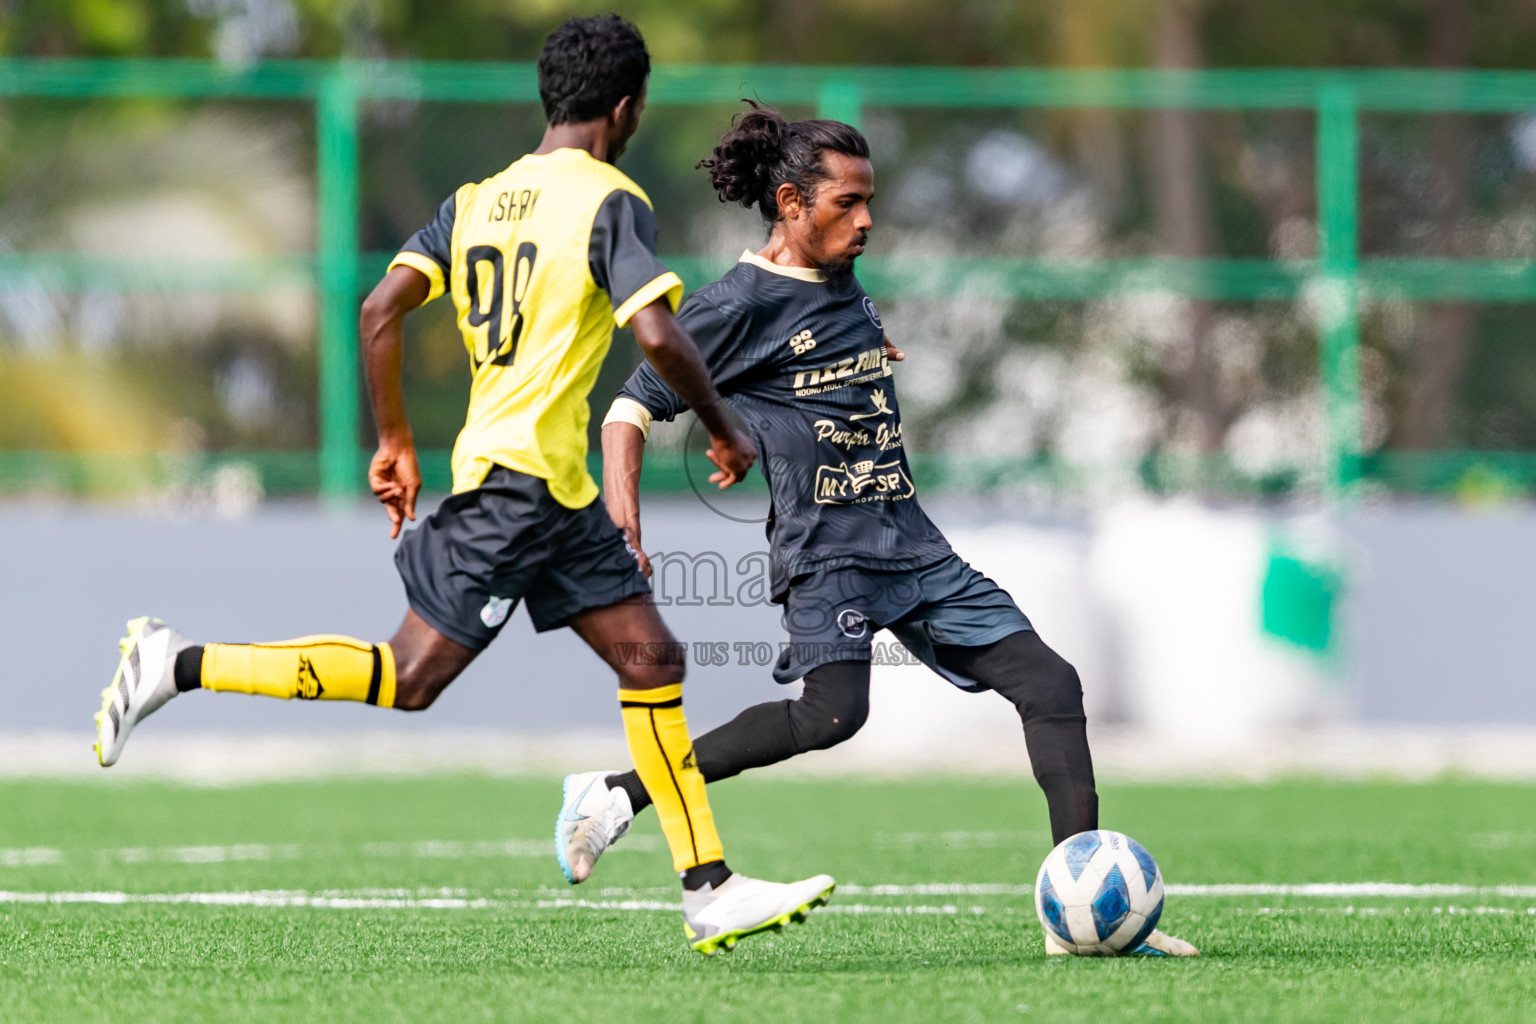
left=816, top=254, right=857, bottom=287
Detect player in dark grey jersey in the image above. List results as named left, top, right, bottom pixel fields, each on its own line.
left=557, top=104, right=1196, bottom=956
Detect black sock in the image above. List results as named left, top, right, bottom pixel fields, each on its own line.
left=608, top=664, right=868, bottom=817
left=173, top=646, right=205, bottom=692
left=607, top=770, right=651, bottom=814
left=1023, top=715, right=1099, bottom=844
left=681, top=859, right=732, bottom=891
left=607, top=703, right=800, bottom=816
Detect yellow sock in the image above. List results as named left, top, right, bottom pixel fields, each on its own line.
left=619, top=684, right=724, bottom=873
left=201, top=636, right=396, bottom=708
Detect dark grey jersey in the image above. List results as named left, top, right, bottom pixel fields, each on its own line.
left=616, top=252, right=953, bottom=600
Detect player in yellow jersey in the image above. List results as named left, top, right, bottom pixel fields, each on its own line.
left=92, top=15, right=833, bottom=955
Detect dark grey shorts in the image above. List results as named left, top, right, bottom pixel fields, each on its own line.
left=394, top=466, right=650, bottom=649
left=773, top=554, right=1033, bottom=690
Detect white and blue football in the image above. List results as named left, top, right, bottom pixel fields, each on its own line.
left=1034, top=829, right=1164, bottom=956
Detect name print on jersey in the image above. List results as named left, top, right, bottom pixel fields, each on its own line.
left=488, top=188, right=541, bottom=222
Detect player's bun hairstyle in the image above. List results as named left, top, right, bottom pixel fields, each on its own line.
left=537, top=15, right=650, bottom=126
left=699, top=102, right=870, bottom=222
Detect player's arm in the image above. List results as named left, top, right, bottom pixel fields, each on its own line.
left=628, top=302, right=755, bottom=489
left=601, top=409, right=652, bottom=576
left=590, top=189, right=756, bottom=490
left=363, top=190, right=457, bottom=538
left=360, top=266, right=431, bottom=538
left=600, top=331, right=698, bottom=578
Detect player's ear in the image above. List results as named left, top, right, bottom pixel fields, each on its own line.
left=610, top=94, right=633, bottom=128
left=612, top=84, right=645, bottom=131
left=776, top=181, right=803, bottom=221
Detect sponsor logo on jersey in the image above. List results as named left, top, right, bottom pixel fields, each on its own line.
left=480, top=596, right=513, bottom=629
left=814, top=458, right=916, bottom=504
left=787, top=328, right=817, bottom=356
left=862, top=296, right=883, bottom=328
left=848, top=387, right=894, bottom=421
left=792, top=345, right=890, bottom=395
left=837, top=608, right=871, bottom=639
left=812, top=389, right=905, bottom=453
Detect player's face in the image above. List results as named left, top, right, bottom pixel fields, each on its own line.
left=802, top=152, right=874, bottom=275
left=607, top=81, right=648, bottom=163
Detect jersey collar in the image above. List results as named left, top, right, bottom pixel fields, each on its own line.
left=738, top=249, right=827, bottom=283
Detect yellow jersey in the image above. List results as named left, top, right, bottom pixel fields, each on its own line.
left=388, top=147, right=684, bottom=507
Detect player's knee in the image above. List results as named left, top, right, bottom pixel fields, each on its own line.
left=790, top=686, right=869, bottom=751
left=994, top=648, right=1084, bottom=722
left=1033, top=654, right=1085, bottom=720
left=617, top=660, right=686, bottom=692
left=391, top=659, right=447, bottom=711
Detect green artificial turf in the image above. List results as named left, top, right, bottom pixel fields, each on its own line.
left=3, top=776, right=1536, bottom=1022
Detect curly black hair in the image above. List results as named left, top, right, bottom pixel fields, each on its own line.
left=537, top=15, right=650, bottom=126
left=698, top=102, right=870, bottom=222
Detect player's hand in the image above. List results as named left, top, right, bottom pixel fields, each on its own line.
left=620, top=523, right=653, bottom=578
left=883, top=334, right=905, bottom=363
left=705, top=427, right=757, bottom=489
left=369, top=439, right=421, bottom=539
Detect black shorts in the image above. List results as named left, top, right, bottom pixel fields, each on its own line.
left=773, top=554, right=1033, bottom=690
left=394, top=466, right=650, bottom=649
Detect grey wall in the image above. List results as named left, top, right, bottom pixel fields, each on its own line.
left=4, top=497, right=1536, bottom=733
left=1343, top=508, right=1536, bottom=723
left=0, top=496, right=789, bottom=736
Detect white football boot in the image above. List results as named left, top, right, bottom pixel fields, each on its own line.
left=555, top=771, right=634, bottom=884
left=1128, top=930, right=1201, bottom=956
left=682, top=872, right=836, bottom=956
left=95, top=617, right=193, bottom=767
left=1044, top=929, right=1201, bottom=957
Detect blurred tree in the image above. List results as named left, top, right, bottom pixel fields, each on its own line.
left=1146, top=0, right=1228, bottom=454
left=5, top=0, right=1536, bottom=496
left=1391, top=0, right=1475, bottom=450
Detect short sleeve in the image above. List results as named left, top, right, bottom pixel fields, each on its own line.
left=616, top=293, right=754, bottom=424
left=589, top=189, right=684, bottom=326
left=388, top=190, right=458, bottom=303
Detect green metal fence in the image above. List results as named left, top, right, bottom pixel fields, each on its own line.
left=3, top=60, right=1536, bottom=503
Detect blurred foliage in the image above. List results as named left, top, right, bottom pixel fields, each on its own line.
left=5, top=0, right=1536, bottom=68
left=3, top=1, right=1536, bottom=502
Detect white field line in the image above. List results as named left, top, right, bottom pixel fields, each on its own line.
left=6, top=883, right=1536, bottom=913
left=1254, top=905, right=1536, bottom=916
left=6, top=888, right=1534, bottom=921
left=1, top=836, right=667, bottom=869
left=1169, top=883, right=1536, bottom=898
left=0, top=848, right=64, bottom=867
left=0, top=889, right=967, bottom=916
left=363, top=837, right=662, bottom=859
left=840, top=882, right=1536, bottom=899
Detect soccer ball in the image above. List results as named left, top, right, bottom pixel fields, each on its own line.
left=1034, top=829, right=1164, bottom=956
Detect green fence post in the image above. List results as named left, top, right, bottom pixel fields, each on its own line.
left=817, top=77, right=863, bottom=127
left=1317, top=82, right=1362, bottom=497
left=317, top=69, right=362, bottom=505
